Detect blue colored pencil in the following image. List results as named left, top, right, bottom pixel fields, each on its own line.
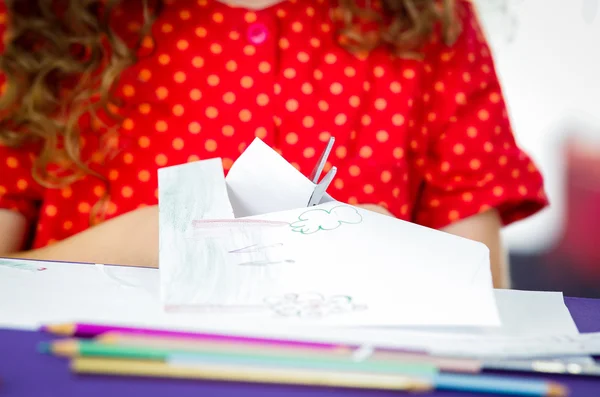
left=434, top=373, right=568, bottom=396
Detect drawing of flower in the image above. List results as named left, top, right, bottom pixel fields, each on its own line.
left=290, top=205, right=363, bottom=234
left=264, top=293, right=367, bottom=318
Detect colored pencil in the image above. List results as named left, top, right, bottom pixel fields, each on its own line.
left=70, top=356, right=568, bottom=396
left=86, top=333, right=600, bottom=379
left=98, top=332, right=481, bottom=373
left=71, top=356, right=433, bottom=391
left=97, top=332, right=355, bottom=357
left=433, top=373, right=568, bottom=397
left=483, top=359, right=600, bottom=377
left=41, top=322, right=427, bottom=356
left=39, top=339, right=438, bottom=377
left=168, top=354, right=569, bottom=396
left=41, top=323, right=351, bottom=351
left=166, top=352, right=437, bottom=377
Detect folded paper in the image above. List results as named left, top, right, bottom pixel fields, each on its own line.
left=157, top=138, right=500, bottom=327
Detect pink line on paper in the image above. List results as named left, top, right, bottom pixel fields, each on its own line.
left=191, top=219, right=289, bottom=229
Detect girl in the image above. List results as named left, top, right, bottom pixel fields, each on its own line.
left=0, top=0, right=547, bottom=287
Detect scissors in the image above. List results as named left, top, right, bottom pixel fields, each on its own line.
left=307, top=137, right=337, bottom=207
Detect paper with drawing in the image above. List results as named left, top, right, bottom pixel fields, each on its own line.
left=158, top=158, right=235, bottom=305
left=158, top=138, right=499, bottom=327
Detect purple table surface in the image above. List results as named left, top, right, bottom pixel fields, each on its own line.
left=1, top=297, right=600, bottom=397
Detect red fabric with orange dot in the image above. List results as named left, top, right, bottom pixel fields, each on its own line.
left=0, top=0, right=548, bottom=249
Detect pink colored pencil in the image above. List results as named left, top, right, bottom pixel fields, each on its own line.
left=42, top=323, right=428, bottom=356
left=41, top=323, right=352, bottom=351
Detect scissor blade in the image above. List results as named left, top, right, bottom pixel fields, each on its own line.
left=309, top=137, right=335, bottom=184
left=308, top=166, right=337, bottom=207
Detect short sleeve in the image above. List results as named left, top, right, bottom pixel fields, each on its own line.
left=0, top=144, right=42, bottom=223
left=413, top=0, right=548, bottom=229
left=0, top=2, right=42, bottom=224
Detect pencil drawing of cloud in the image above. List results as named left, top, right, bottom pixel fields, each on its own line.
left=290, top=205, right=363, bottom=234
left=264, top=293, right=368, bottom=318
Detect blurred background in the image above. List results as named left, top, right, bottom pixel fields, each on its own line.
left=474, top=0, right=600, bottom=297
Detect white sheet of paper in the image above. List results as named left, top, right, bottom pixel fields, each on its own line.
left=399, top=289, right=580, bottom=337
left=0, top=259, right=583, bottom=360
left=0, top=260, right=162, bottom=329
left=158, top=158, right=235, bottom=305
left=423, top=333, right=600, bottom=359
left=159, top=290, right=584, bottom=358
left=225, top=138, right=317, bottom=217
left=160, top=195, right=500, bottom=327
left=159, top=140, right=499, bottom=326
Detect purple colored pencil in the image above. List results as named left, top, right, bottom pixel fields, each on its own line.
left=41, top=322, right=352, bottom=351
left=42, top=323, right=429, bottom=357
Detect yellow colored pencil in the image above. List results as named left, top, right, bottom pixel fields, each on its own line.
left=71, top=356, right=432, bottom=392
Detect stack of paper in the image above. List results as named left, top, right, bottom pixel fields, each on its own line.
left=2, top=259, right=592, bottom=360
left=158, top=138, right=498, bottom=327
left=2, top=138, right=592, bottom=362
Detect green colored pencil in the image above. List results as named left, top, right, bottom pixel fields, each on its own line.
left=39, top=339, right=437, bottom=377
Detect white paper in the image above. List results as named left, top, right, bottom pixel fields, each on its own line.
left=225, top=138, right=317, bottom=217
left=159, top=196, right=500, bottom=326
left=158, top=158, right=235, bottom=305
left=158, top=290, right=584, bottom=358
left=0, top=259, right=587, bottom=359
left=399, top=289, right=580, bottom=337
left=158, top=138, right=499, bottom=327
left=426, top=333, right=600, bottom=359
left=0, top=260, right=162, bottom=329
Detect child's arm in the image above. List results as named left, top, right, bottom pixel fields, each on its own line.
left=1, top=206, right=159, bottom=267
left=441, top=209, right=508, bottom=289
left=0, top=210, right=29, bottom=254
left=409, top=0, right=547, bottom=290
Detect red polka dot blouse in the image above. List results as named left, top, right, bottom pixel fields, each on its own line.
left=0, top=0, right=548, bottom=249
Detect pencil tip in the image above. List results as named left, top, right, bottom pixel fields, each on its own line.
left=37, top=342, right=51, bottom=354
left=41, top=323, right=72, bottom=336
left=548, top=383, right=569, bottom=397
